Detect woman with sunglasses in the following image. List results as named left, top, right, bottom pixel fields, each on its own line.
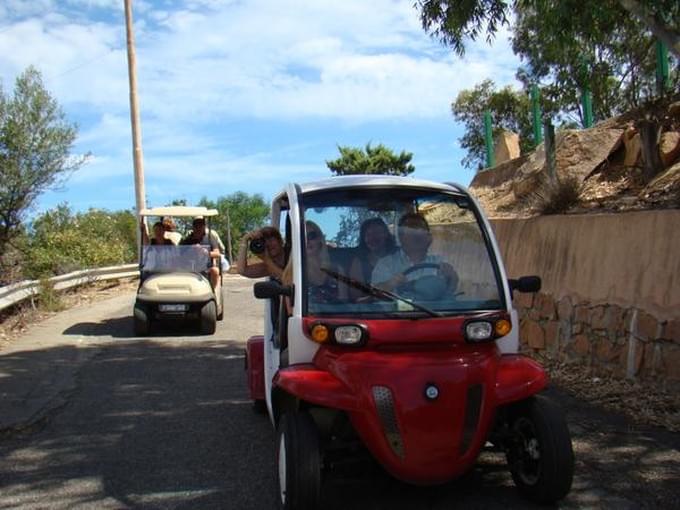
left=303, top=221, right=346, bottom=304
left=237, top=226, right=285, bottom=279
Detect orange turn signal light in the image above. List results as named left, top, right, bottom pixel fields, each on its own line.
left=495, top=319, right=512, bottom=337
left=310, top=324, right=330, bottom=343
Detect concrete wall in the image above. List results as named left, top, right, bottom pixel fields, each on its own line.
left=490, top=210, right=680, bottom=385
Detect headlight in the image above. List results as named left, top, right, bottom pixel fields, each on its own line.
left=334, top=325, right=363, bottom=345
left=465, top=321, right=493, bottom=342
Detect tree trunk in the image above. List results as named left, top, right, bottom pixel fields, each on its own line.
left=638, top=119, right=664, bottom=181
left=618, top=0, right=680, bottom=59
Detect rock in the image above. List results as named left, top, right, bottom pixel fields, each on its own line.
left=573, top=334, right=591, bottom=356
left=643, top=160, right=680, bottom=196
left=494, top=131, right=521, bottom=165
left=660, top=131, right=680, bottom=168
left=521, top=319, right=545, bottom=349
left=636, top=311, right=659, bottom=340
left=554, top=127, right=625, bottom=182
left=623, top=127, right=641, bottom=167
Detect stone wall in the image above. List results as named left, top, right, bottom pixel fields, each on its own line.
left=489, top=210, right=680, bottom=386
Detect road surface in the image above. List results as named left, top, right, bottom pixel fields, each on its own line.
left=0, top=275, right=678, bottom=509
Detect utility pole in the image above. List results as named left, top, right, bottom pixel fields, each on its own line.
left=124, top=0, right=146, bottom=249
left=225, top=209, right=233, bottom=263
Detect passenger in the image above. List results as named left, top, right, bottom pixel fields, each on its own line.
left=305, top=221, right=346, bottom=303
left=237, top=226, right=285, bottom=280
left=180, top=217, right=224, bottom=289
left=372, top=212, right=458, bottom=293
left=348, top=218, right=396, bottom=299
left=162, top=217, right=181, bottom=245
left=140, top=220, right=174, bottom=246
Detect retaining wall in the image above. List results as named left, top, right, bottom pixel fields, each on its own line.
left=490, top=210, right=680, bottom=385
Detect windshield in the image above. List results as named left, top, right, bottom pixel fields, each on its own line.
left=301, top=188, right=504, bottom=317
left=141, top=245, right=212, bottom=273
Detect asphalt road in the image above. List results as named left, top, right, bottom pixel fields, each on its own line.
left=0, top=275, right=678, bottom=509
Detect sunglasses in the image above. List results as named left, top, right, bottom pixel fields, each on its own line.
left=307, top=230, right=321, bottom=241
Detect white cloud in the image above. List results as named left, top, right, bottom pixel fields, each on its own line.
left=0, top=0, right=521, bottom=123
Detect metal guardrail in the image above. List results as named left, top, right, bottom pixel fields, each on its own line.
left=0, top=263, right=138, bottom=313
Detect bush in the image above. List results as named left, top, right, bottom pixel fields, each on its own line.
left=36, top=279, right=64, bottom=312
left=533, top=175, right=581, bottom=214
left=23, top=204, right=137, bottom=279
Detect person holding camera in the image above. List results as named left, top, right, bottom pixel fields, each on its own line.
left=237, top=226, right=285, bottom=279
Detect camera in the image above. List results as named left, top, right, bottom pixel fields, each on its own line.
left=249, top=237, right=265, bottom=255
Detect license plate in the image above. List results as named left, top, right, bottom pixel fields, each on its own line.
left=159, top=304, right=188, bottom=312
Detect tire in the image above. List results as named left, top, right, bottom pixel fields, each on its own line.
left=217, top=290, right=224, bottom=321
left=253, top=399, right=267, bottom=415
left=506, top=395, right=574, bottom=504
left=200, top=301, right=217, bottom=335
left=277, top=412, right=321, bottom=510
left=133, top=305, right=150, bottom=336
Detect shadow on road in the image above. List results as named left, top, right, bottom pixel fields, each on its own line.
left=0, top=339, right=678, bottom=509
left=63, top=316, right=213, bottom=338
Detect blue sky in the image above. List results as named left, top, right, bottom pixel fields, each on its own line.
left=0, top=0, right=521, bottom=215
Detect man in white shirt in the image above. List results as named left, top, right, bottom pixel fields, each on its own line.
left=372, top=212, right=457, bottom=294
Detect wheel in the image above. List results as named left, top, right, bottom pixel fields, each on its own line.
left=506, top=395, right=574, bottom=504
left=396, top=262, right=457, bottom=300
left=277, top=412, right=321, bottom=510
left=200, top=301, right=216, bottom=335
left=253, top=399, right=267, bottom=414
left=217, top=290, right=224, bottom=321
left=133, top=305, right=150, bottom=336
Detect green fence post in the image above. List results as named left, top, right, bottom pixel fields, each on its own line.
left=484, top=110, right=495, bottom=168
left=579, top=56, right=593, bottom=129
left=531, top=84, right=542, bottom=147
left=656, top=40, right=670, bottom=95
left=581, top=87, right=593, bottom=129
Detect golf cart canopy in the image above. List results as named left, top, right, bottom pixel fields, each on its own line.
left=139, top=206, right=219, bottom=217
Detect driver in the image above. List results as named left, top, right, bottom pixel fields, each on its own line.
left=372, top=212, right=458, bottom=293
left=180, top=217, right=224, bottom=289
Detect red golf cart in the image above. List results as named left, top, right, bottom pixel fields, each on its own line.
left=245, top=176, right=573, bottom=509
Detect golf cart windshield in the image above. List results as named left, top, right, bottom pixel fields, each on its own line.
left=301, top=187, right=504, bottom=317
left=141, top=245, right=212, bottom=273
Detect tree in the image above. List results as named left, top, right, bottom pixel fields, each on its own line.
left=326, top=143, right=415, bottom=176
left=453, top=80, right=534, bottom=170
left=0, top=67, right=87, bottom=262
left=25, top=205, right=137, bottom=278
left=512, top=0, right=677, bottom=123
left=197, top=192, right=270, bottom=259
left=416, top=0, right=680, bottom=59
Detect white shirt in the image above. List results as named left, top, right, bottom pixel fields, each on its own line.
left=371, top=249, right=443, bottom=285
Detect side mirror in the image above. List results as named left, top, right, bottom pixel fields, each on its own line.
left=509, top=276, right=541, bottom=293
left=254, top=280, right=293, bottom=299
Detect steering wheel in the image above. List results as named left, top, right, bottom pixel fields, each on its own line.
left=397, top=262, right=455, bottom=301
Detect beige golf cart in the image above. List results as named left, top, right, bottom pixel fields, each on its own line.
left=134, top=206, right=224, bottom=335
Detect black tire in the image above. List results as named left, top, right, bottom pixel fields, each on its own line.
left=253, top=399, right=267, bottom=414
left=200, top=301, right=217, bottom=335
left=506, top=395, right=574, bottom=504
left=277, top=412, right=321, bottom=510
left=133, top=305, right=150, bottom=336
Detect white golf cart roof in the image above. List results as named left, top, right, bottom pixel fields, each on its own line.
left=292, top=175, right=466, bottom=195
left=139, top=206, right=219, bottom=217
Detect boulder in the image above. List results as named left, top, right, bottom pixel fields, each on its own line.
left=660, top=131, right=680, bottom=168
left=623, top=127, right=641, bottom=167
left=494, top=131, right=521, bottom=165
left=554, top=127, right=625, bottom=182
